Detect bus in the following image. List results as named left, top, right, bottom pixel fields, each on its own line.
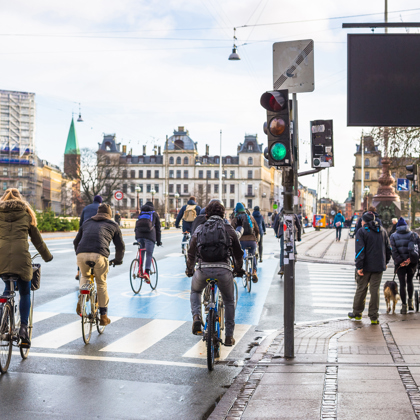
left=313, top=214, right=327, bottom=228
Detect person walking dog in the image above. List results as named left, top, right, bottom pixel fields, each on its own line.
left=348, top=212, right=391, bottom=324
left=333, top=210, right=345, bottom=242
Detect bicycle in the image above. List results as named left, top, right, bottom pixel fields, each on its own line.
left=242, top=248, right=254, bottom=293
left=79, top=260, right=112, bottom=344
left=0, top=254, right=39, bottom=374
left=130, top=242, right=158, bottom=294
left=182, top=232, right=191, bottom=264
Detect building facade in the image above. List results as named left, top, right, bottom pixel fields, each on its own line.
left=298, top=182, right=317, bottom=220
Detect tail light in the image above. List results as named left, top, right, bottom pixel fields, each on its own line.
left=80, top=290, right=90, bottom=295
left=0, top=298, right=7, bottom=303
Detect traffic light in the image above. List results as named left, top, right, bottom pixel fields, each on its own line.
left=260, top=90, right=292, bottom=167
left=406, top=164, right=419, bottom=192
left=310, top=120, right=334, bottom=168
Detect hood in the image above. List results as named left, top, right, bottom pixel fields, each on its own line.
left=140, top=205, right=153, bottom=213
left=187, top=200, right=197, bottom=205
left=252, top=210, right=262, bottom=218
left=90, top=213, right=114, bottom=222
left=396, top=225, right=410, bottom=234
left=0, top=199, right=36, bottom=225
left=200, top=208, right=206, bottom=215
left=365, top=220, right=381, bottom=232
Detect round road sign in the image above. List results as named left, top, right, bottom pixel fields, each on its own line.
left=114, top=191, right=124, bottom=201
left=273, top=204, right=278, bottom=210
left=331, top=210, right=336, bottom=216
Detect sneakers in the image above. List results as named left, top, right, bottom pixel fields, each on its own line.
left=100, top=315, right=111, bottom=326
left=371, top=319, right=379, bottom=325
left=19, top=324, right=31, bottom=348
left=408, top=299, right=414, bottom=311
left=278, top=266, right=284, bottom=276
left=143, top=273, right=150, bottom=284
left=252, top=269, right=258, bottom=283
left=401, top=304, right=408, bottom=314
left=348, top=312, right=362, bottom=321
left=192, top=314, right=202, bottom=335
left=75, top=272, right=80, bottom=281
left=225, top=336, right=235, bottom=346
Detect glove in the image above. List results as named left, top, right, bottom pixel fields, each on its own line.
left=185, top=269, right=194, bottom=278
left=109, top=259, right=123, bottom=266
left=236, top=217, right=243, bottom=227
left=234, top=269, right=246, bottom=278
left=157, top=242, right=162, bottom=247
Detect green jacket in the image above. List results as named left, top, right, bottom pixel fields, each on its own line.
left=0, top=200, right=52, bottom=281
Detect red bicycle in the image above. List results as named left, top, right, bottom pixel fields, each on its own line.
left=130, top=242, right=158, bottom=293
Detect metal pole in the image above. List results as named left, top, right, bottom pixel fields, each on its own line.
left=385, top=0, right=388, bottom=33
left=361, top=134, right=364, bottom=211
left=409, top=180, right=412, bottom=226
left=164, top=135, right=169, bottom=227
left=219, top=129, right=222, bottom=202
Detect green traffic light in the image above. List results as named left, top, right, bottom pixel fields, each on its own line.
left=271, top=142, right=287, bottom=161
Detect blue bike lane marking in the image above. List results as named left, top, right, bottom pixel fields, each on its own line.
left=35, top=256, right=278, bottom=325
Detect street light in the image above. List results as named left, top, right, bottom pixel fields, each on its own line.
left=175, top=192, right=180, bottom=215
left=135, top=184, right=141, bottom=216
left=151, top=187, right=156, bottom=207
left=228, top=28, right=241, bottom=61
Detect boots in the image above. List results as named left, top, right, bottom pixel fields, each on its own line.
left=100, top=315, right=111, bottom=326
left=192, top=314, right=202, bottom=335
left=401, top=304, right=408, bottom=315
left=225, top=336, right=235, bottom=346
left=408, top=299, right=414, bottom=311
left=19, top=324, right=31, bottom=348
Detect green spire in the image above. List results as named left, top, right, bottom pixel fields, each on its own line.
left=65, top=118, right=80, bottom=155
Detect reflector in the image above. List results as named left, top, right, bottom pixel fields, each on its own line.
left=0, top=298, right=7, bottom=303
left=80, top=290, right=90, bottom=295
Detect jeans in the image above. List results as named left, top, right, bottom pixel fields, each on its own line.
left=258, top=236, right=263, bottom=260
left=352, top=271, right=383, bottom=320
left=336, top=226, right=342, bottom=240
left=280, top=234, right=284, bottom=267
left=138, top=238, right=155, bottom=271
left=3, top=278, right=31, bottom=326
left=241, top=240, right=257, bottom=270
left=190, top=267, right=235, bottom=337
left=396, top=264, right=416, bottom=304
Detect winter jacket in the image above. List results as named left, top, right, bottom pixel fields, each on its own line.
left=134, top=204, right=161, bottom=244
left=80, top=201, right=100, bottom=226
left=333, top=213, right=345, bottom=227
left=115, top=214, right=121, bottom=224
left=187, top=216, right=244, bottom=273
left=389, top=223, right=397, bottom=237
left=390, top=225, right=419, bottom=266
left=273, top=213, right=302, bottom=241
left=175, top=199, right=201, bottom=233
left=74, top=214, right=125, bottom=263
left=191, top=207, right=207, bottom=236
left=0, top=200, right=52, bottom=281
left=252, top=210, right=266, bottom=237
left=354, top=211, right=382, bottom=235
left=230, top=214, right=260, bottom=242
left=355, top=220, right=391, bottom=272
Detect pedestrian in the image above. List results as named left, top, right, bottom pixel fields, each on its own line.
left=333, top=210, right=345, bottom=241
left=115, top=210, right=121, bottom=226
left=389, top=217, right=398, bottom=237
left=390, top=217, right=419, bottom=314
left=252, top=206, right=266, bottom=263
left=348, top=211, right=391, bottom=324
left=354, top=206, right=382, bottom=235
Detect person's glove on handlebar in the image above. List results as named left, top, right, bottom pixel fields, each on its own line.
left=109, top=259, right=123, bottom=266
left=234, top=269, right=246, bottom=278
left=157, top=241, right=162, bottom=247
left=185, top=269, right=194, bottom=278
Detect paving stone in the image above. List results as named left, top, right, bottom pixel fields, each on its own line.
left=241, top=399, right=321, bottom=419
left=252, top=384, right=323, bottom=400
left=259, top=372, right=324, bottom=385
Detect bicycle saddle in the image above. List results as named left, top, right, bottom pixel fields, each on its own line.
left=86, top=261, right=96, bottom=268
left=133, top=242, right=139, bottom=246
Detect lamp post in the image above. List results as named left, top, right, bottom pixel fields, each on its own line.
left=175, top=192, right=180, bottom=216
left=151, top=187, right=156, bottom=207
left=135, top=185, right=141, bottom=216
left=363, top=186, right=370, bottom=211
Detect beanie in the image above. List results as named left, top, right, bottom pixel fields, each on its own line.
left=362, top=212, right=375, bottom=223
left=396, top=217, right=407, bottom=227
left=254, top=206, right=260, bottom=211
left=97, top=203, right=112, bottom=217
left=235, top=202, right=245, bottom=213
left=93, top=195, right=103, bottom=203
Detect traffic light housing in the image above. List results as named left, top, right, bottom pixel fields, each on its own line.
left=260, top=90, right=292, bottom=167
left=406, top=164, right=419, bottom=192
left=310, top=120, right=334, bottom=168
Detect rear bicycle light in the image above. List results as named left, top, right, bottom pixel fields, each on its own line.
left=80, top=290, right=90, bottom=295
left=0, top=297, right=7, bottom=303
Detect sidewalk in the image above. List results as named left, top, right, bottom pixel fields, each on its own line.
left=210, top=314, right=420, bottom=419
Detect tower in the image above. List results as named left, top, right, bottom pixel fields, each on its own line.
left=64, top=117, right=80, bottom=178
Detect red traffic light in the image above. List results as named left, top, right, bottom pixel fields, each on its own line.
left=260, top=90, right=288, bottom=112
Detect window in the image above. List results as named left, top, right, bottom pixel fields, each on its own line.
left=230, top=184, right=235, bottom=193
left=230, top=170, right=235, bottom=179
left=247, top=199, right=252, bottom=208
left=169, top=170, right=174, bottom=178
left=184, top=184, right=188, bottom=193
left=139, top=157, right=144, bottom=164
left=215, top=157, right=220, bottom=164
left=105, top=157, right=111, bottom=165
left=223, top=170, right=227, bottom=179
left=203, top=157, right=208, bottom=163
left=18, top=168, right=23, bottom=177
left=130, top=170, right=135, bottom=178
left=138, top=184, right=143, bottom=192
left=147, top=170, right=151, bottom=179
left=364, top=158, right=370, bottom=166
left=130, top=198, right=135, bottom=208
left=123, top=198, right=127, bottom=207
left=174, top=140, right=184, bottom=149
left=139, top=170, right=143, bottom=178
left=248, top=157, right=253, bottom=165
left=130, top=184, right=135, bottom=193
left=226, top=157, right=232, bottom=164
left=154, top=170, right=159, bottom=179
left=123, top=184, right=128, bottom=193
left=230, top=199, right=234, bottom=208
left=247, top=185, right=253, bottom=195
left=139, top=199, right=143, bottom=207
left=248, top=170, right=253, bottom=179
left=127, top=157, right=131, bottom=164
left=2, top=168, right=7, bottom=176
left=215, top=171, right=219, bottom=179
left=122, top=170, right=127, bottom=179
left=184, top=170, right=188, bottom=179
left=214, top=184, right=219, bottom=194
left=223, top=184, right=227, bottom=194
left=2, top=182, right=6, bottom=191
left=248, top=144, right=253, bottom=151
left=169, top=198, right=174, bottom=208
left=169, top=184, right=174, bottom=193
left=154, top=184, right=159, bottom=193
left=169, top=157, right=174, bottom=164
left=199, top=170, right=203, bottom=179
left=176, top=157, right=181, bottom=164
left=150, top=156, right=156, bottom=163
left=146, top=184, right=151, bottom=193
left=365, top=172, right=370, bottom=180
left=176, top=170, right=181, bottom=179
left=198, top=184, right=203, bottom=193
left=176, top=184, right=181, bottom=193
left=206, top=170, right=211, bottom=179
left=207, top=183, right=211, bottom=193
left=184, top=157, right=189, bottom=165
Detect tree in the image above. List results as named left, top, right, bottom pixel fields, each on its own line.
left=369, top=127, right=420, bottom=158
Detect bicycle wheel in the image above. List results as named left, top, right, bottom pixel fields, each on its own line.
left=246, top=271, right=252, bottom=293
left=219, top=295, right=225, bottom=331
left=0, top=303, right=13, bottom=373
left=416, top=290, right=419, bottom=313
left=242, top=258, right=248, bottom=288
left=20, top=294, right=33, bottom=359
left=149, top=257, right=158, bottom=290
left=201, top=285, right=210, bottom=325
left=130, top=258, right=142, bottom=294
left=206, top=310, right=215, bottom=371
left=94, top=292, right=105, bottom=334
left=81, top=295, right=93, bottom=344
left=233, top=279, right=238, bottom=309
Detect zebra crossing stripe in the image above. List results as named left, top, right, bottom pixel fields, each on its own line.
left=33, top=312, right=58, bottom=324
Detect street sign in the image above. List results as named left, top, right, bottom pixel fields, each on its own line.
left=114, top=190, right=124, bottom=200
left=298, top=190, right=301, bottom=197
left=273, top=203, right=278, bottom=210
left=397, top=178, right=409, bottom=191
left=273, top=39, right=314, bottom=93
left=331, top=210, right=336, bottom=216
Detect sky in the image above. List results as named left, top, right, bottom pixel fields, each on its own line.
left=1, top=0, right=419, bottom=202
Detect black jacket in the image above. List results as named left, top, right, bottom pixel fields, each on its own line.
left=252, top=210, right=266, bottom=236
left=355, top=220, right=391, bottom=272
left=175, top=199, right=201, bottom=233
left=389, top=223, right=397, bottom=237
left=390, top=225, right=419, bottom=266
left=354, top=211, right=382, bottom=235
left=134, top=204, right=161, bottom=244
left=74, top=214, right=125, bottom=263
left=80, top=201, right=100, bottom=225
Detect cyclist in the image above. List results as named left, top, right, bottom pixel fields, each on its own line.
left=231, top=202, right=260, bottom=282
left=73, top=203, right=125, bottom=326
left=186, top=200, right=244, bottom=346
left=134, top=201, right=162, bottom=283
left=0, top=188, right=53, bottom=347
left=175, top=196, right=201, bottom=250
left=252, top=206, right=266, bottom=263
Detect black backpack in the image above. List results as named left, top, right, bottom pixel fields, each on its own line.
left=197, top=218, right=231, bottom=262
left=238, top=214, right=253, bottom=236
left=137, top=211, right=154, bottom=233
left=408, top=233, right=419, bottom=265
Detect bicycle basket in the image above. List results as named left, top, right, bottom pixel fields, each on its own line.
left=31, top=264, right=41, bottom=291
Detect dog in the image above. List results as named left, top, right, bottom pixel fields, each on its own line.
left=384, top=281, right=400, bottom=314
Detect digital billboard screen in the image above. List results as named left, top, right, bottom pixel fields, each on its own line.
left=347, top=34, right=420, bottom=127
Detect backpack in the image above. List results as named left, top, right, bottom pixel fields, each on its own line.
left=238, top=214, right=253, bottom=236
left=408, top=233, right=419, bottom=265
left=183, top=205, right=197, bottom=222
left=137, top=211, right=154, bottom=233
left=197, top=218, right=231, bottom=262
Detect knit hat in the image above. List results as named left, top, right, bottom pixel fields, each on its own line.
left=396, top=217, right=407, bottom=227
left=362, top=212, right=375, bottom=223
left=97, top=203, right=112, bottom=217
left=93, top=195, right=103, bottom=203
left=254, top=206, right=260, bottom=211
left=235, top=202, right=245, bottom=213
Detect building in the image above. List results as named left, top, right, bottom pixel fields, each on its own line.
left=35, top=159, right=63, bottom=213
left=98, top=127, right=282, bottom=221
left=344, top=191, right=353, bottom=219
left=0, top=89, right=37, bottom=204
left=298, top=182, right=317, bottom=220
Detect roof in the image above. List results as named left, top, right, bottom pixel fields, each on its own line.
left=98, top=134, right=121, bottom=153
left=165, top=127, right=197, bottom=151
left=64, top=118, right=80, bottom=155
left=237, top=135, right=263, bottom=153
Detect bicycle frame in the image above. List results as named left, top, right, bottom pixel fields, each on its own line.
left=203, top=279, right=221, bottom=342
left=135, top=247, right=147, bottom=278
